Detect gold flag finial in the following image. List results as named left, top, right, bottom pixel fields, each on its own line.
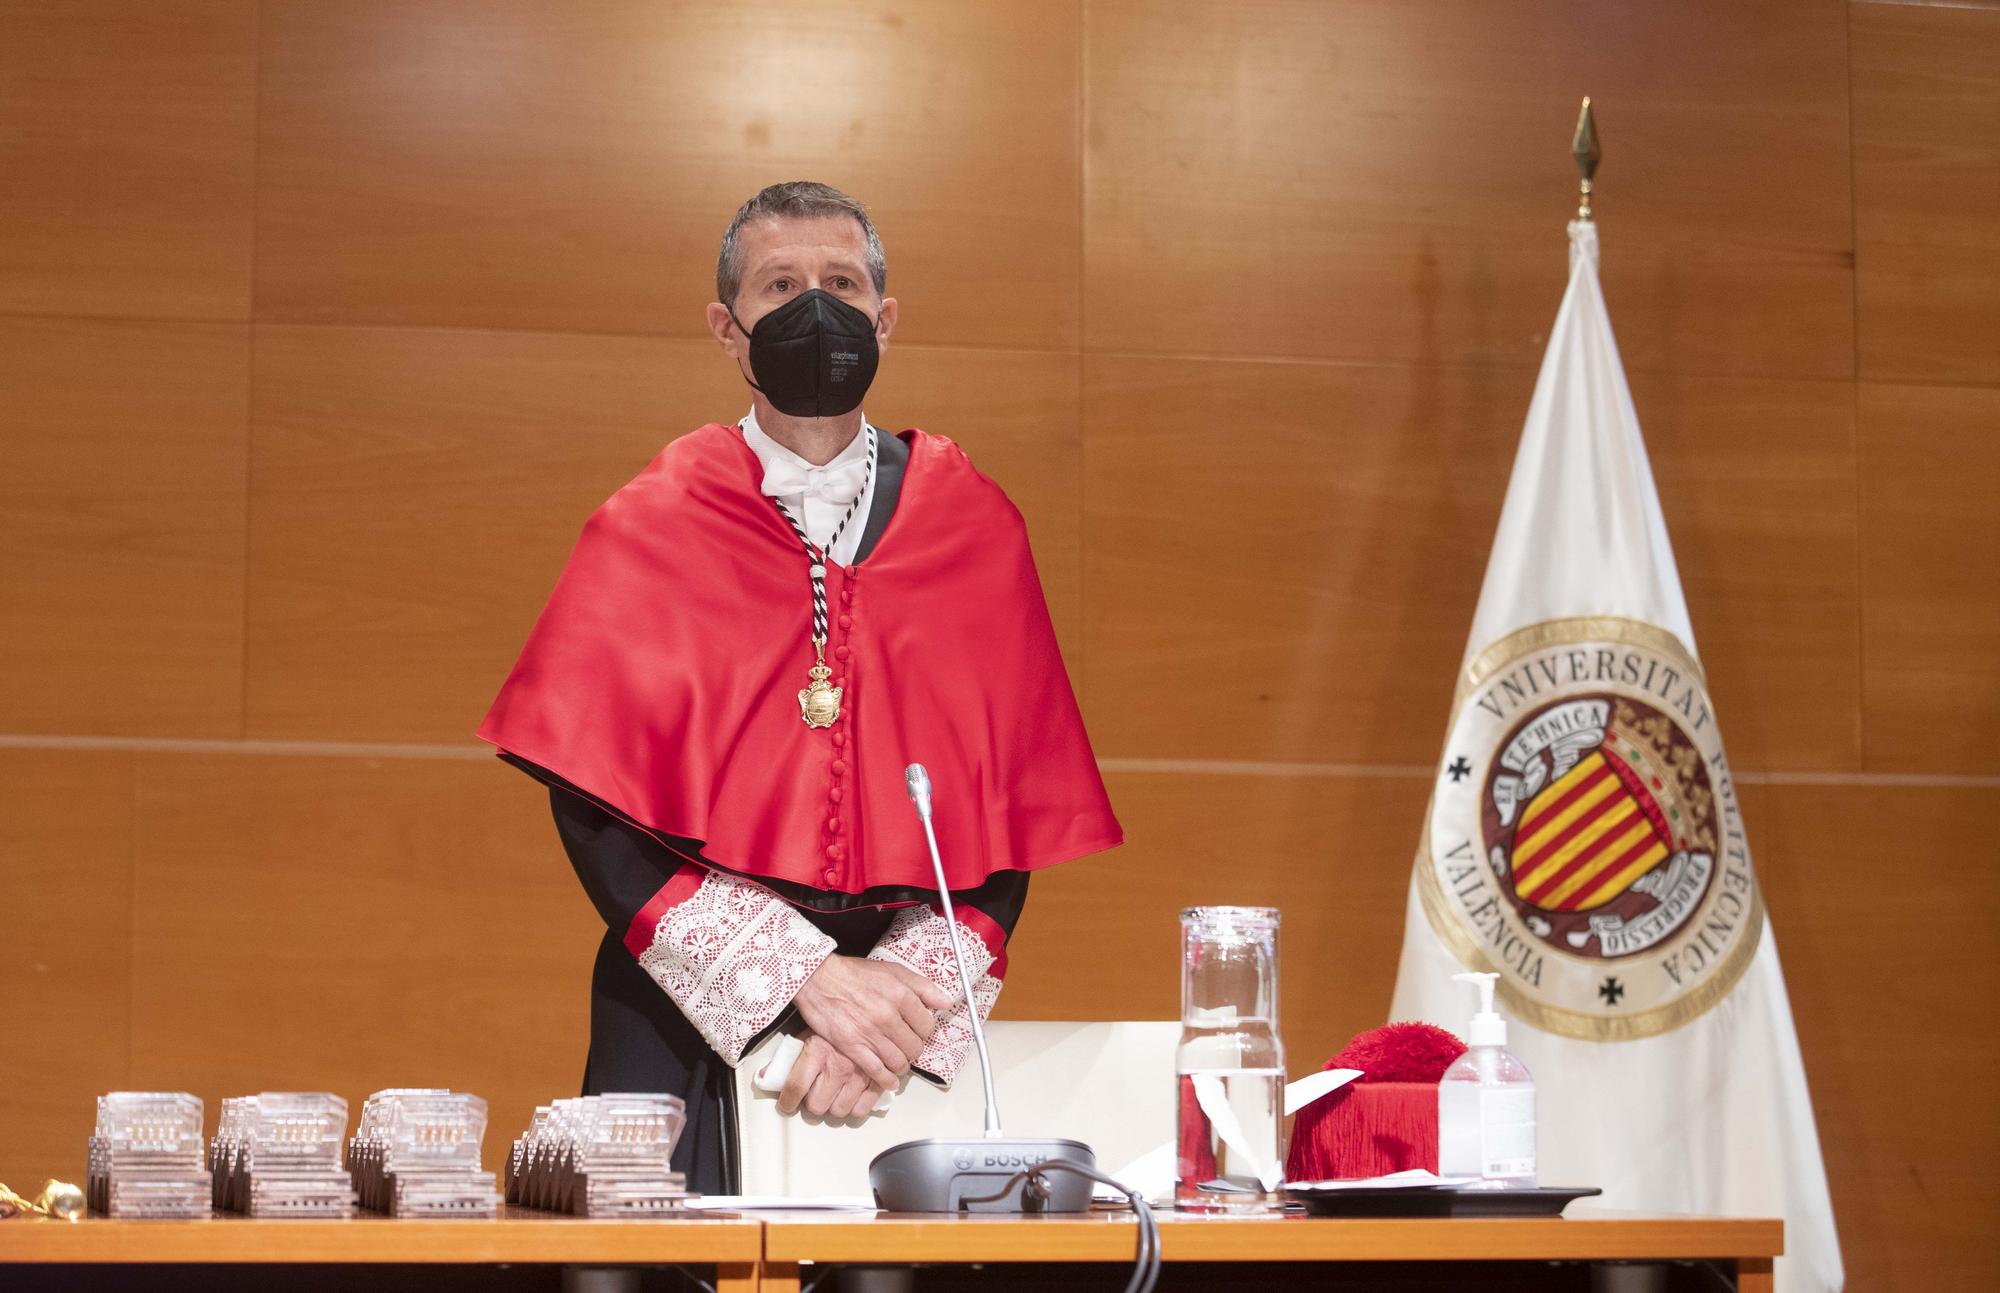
left=1572, top=96, right=1601, bottom=222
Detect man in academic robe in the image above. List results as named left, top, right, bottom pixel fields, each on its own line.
left=476, top=181, right=1122, bottom=1194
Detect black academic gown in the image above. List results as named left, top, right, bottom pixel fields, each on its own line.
left=527, top=427, right=1031, bottom=1194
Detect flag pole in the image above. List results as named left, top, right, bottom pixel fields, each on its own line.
left=1572, top=96, right=1600, bottom=222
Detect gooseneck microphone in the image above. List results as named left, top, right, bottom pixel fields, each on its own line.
left=902, top=763, right=1004, bottom=1139
left=866, top=761, right=1101, bottom=1215
left=869, top=763, right=1161, bottom=1292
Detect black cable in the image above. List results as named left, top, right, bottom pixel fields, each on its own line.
left=957, top=1162, right=1160, bottom=1293
left=669, top=1268, right=719, bottom=1293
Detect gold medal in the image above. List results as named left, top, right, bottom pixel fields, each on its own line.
left=798, top=636, right=842, bottom=728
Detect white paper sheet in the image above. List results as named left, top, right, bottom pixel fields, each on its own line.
left=1283, top=1068, right=1363, bottom=1116
left=1284, top=1169, right=1476, bottom=1191
left=681, top=1194, right=879, bottom=1211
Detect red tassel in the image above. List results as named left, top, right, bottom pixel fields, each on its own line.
left=1285, top=1082, right=1441, bottom=1181
left=1282, top=1020, right=1463, bottom=1181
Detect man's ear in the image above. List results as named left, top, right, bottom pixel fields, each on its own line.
left=875, top=296, right=899, bottom=350
left=706, top=302, right=742, bottom=355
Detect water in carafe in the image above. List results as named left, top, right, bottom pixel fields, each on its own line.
left=1176, top=905, right=1285, bottom=1212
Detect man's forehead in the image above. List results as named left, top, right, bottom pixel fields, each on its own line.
left=737, top=213, right=870, bottom=269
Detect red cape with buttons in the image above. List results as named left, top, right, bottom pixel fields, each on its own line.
left=476, top=422, right=1123, bottom=894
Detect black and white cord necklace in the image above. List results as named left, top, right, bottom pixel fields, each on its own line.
left=764, top=423, right=876, bottom=729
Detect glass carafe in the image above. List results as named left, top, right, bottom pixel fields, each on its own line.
left=1175, top=905, right=1285, bottom=1212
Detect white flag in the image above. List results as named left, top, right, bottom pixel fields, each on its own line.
left=1389, top=220, right=1842, bottom=1292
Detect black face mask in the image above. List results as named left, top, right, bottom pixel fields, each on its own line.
left=728, top=288, right=881, bottom=418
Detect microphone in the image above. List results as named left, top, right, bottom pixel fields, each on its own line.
left=903, top=763, right=1002, bottom=1138
left=866, top=761, right=1100, bottom=1213
left=903, top=763, right=933, bottom=821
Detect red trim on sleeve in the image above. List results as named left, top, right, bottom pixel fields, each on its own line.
left=622, top=863, right=707, bottom=958
left=946, top=903, right=1009, bottom=961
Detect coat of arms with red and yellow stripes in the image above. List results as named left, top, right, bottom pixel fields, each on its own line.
left=1510, top=740, right=1680, bottom=915
left=1418, top=618, right=1762, bottom=1040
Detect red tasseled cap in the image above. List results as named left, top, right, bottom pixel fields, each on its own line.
left=1284, top=1021, right=1470, bottom=1182
left=1331, top=1020, right=1466, bottom=1083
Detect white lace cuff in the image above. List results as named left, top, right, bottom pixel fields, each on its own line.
left=866, top=905, right=1009, bottom=1087
left=627, top=867, right=835, bottom=1066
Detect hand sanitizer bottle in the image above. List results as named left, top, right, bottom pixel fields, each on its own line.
left=1437, top=971, right=1536, bottom=1189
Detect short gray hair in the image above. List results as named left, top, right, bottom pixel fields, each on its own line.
left=716, top=181, right=887, bottom=307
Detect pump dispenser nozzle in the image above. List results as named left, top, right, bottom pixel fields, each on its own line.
left=1453, top=971, right=1508, bottom=1047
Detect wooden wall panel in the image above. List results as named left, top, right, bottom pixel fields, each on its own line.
left=1082, top=355, right=1522, bottom=767
left=126, top=752, right=598, bottom=1186
left=1082, top=356, right=1860, bottom=770
left=1852, top=0, right=2000, bottom=385
left=1635, top=371, right=1861, bottom=773
left=1754, top=780, right=1999, bottom=1292
left=255, top=0, right=1080, bottom=348
left=1858, top=382, right=2000, bottom=775
left=1000, top=770, right=1427, bottom=1079
left=244, top=325, right=730, bottom=742
left=0, top=0, right=257, bottom=321
left=1084, top=0, right=1854, bottom=378
left=0, top=750, right=134, bottom=1189
left=0, top=318, right=249, bottom=737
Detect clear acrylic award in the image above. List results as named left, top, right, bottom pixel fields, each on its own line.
left=506, top=1093, right=692, bottom=1217
left=88, top=1091, right=211, bottom=1219
left=210, top=1092, right=357, bottom=1218
left=348, top=1088, right=503, bottom=1217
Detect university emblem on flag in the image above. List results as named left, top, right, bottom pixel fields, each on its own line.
left=1418, top=616, right=1763, bottom=1040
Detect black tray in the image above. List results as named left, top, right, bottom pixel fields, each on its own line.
left=1284, top=1185, right=1601, bottom=1218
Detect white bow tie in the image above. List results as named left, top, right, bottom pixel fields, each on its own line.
left=760, top=455, right=869, bottom=507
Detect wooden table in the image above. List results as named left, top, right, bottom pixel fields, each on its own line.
left=1, top=1206, right=1782, bottom=1291
left=758, top=1208, right=1783, bottom=1292
left=0, top=1206, right=763, bottom=1291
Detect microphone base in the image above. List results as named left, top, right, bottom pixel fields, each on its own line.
left=868, top=1137, right=1097, bottom=1213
